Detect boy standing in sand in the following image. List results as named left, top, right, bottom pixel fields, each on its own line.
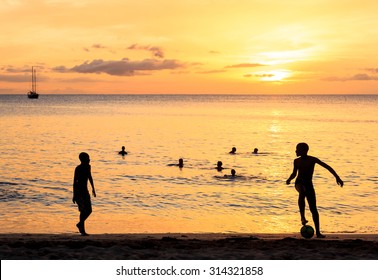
left=286, top=143, right=343, bottom=238
left=73, top=152, right=96, bottom=236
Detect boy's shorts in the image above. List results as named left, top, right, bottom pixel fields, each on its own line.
left=75, top=194, right=92, bottom=213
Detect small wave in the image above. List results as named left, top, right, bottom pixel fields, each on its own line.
left=0, top=189, right=25, bottom=201
left=0, top=181, right=18, bottom=186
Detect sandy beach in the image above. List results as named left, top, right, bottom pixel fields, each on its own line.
left=1, top=233, right=377, bottom=260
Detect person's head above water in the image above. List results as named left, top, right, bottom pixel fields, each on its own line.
left=178, top=158, right=184, bottom=167
left=119, top=146, right=128, bottom=155
left=217, top=161, right=223, bottom=167
left=296, top=142, right=309, bottom=157
left=230, top=147, right=236, bottom=154
left=79, top=152, right=90, bottom=164
left=253, top=148, right=258, bottom=154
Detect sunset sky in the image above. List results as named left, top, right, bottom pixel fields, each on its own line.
left=1, top=0, right=378, bottom=94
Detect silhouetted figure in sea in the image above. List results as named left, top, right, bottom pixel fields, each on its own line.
left=224, top=169, right=236, bottom=178
left=286, top=143, right=343, bottom=238
left=216, top=161, right=224, bottom=171
left=119, top=146, right=127, bottom=156
left=73, top=152, right=96, bottom=236
left=168, top=158, right=184, bottom=168
left=252, top=148, right=258, bottom=154
left=229, top=147, right=237, bottom=154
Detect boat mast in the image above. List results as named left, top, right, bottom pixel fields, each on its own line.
left=31, top=66, right=33, bottom=92
left=32, top=66, right=37, bottom=93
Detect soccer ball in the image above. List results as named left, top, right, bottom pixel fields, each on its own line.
left=300, top=225, right=314, bottom=239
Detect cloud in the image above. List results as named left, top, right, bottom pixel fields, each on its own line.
left=83, top=44, right=107, bottom=52
left=92, top=44, right=106, bottom=49
left=324, top=73, right=378, bottom=81
left=54, top=58, right=184, bottom=76
left=197, top=69, right=227, bottom=74
left=0, top=66, right=46, bottom=82
left=2, top=66, right=40, bottom=73
left=254, top=73, right=275, bottom=78
left=52, top=66, right=69, bottom=73
left=351, top=74, right=378, bottom=80
left=243, top=73, right=276, bottom=78
left=128, top=44, right=164, bottom=58
left=225, top=63, right=265, bottom=68
left=0, top=74, right=29, bottom=82
left=4, top=67, right=28, bottom=73
left=365, top=68, right=378, bottom=73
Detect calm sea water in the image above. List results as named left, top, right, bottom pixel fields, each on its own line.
left=0, top=94, right=377, bottom=234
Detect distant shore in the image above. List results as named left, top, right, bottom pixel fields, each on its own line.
left=1, top=233, right=377, bottom=260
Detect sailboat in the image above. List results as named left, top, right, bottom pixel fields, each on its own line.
left=27, top=66, right=39, bottom=99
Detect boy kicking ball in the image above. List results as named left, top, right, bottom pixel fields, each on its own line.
left=286, top=143, right=343, bottom=238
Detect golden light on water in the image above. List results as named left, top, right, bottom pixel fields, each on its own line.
left=1, top=94, right=378, bottom=234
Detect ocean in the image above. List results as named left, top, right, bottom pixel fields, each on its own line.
left=0, top=94, right=377, bottom=234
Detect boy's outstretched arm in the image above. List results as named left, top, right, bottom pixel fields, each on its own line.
left=286, top=161, right=298, bottom=185
left=317, top=159, right=344, bottom=187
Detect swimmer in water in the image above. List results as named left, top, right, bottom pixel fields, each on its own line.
left=168, top=158, right=184, bottom=168
left=224, top=169, right=236, bottom=178
left=216, top=161, right=224, bottom=171
left=252, top=148, right=258, bottom=154
left=118, top=146, right=127, bottom=156
left=229, top=147, right=237, bottom=154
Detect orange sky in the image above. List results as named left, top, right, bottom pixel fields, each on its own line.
left=1, top=0, right=378, bottom=94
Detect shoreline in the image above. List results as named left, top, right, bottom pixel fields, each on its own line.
left=1, top=233, right=377, bottom=260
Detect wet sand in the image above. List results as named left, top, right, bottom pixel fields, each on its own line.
left=1, top=233, right=377, bottom=260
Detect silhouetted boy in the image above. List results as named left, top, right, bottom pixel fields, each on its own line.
left=73, top=152, right=96, bottom=236
left=286, top=143, right=343, bottom=238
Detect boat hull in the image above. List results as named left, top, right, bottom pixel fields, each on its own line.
left=27, top=91, right=39, bottom=99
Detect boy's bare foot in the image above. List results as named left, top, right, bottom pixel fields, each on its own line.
left=77, top=222, right=89, bottom=236
left=76, top=222, right=84, bottom=234
left=316, top=233, right=326, bottom=238
left=301, top=218, right=308, bottom=225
